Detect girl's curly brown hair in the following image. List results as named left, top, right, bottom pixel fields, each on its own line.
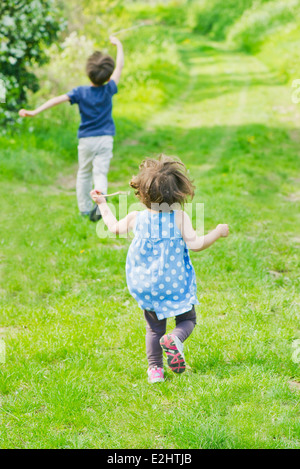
left=130, top=154, right=195, bottom=210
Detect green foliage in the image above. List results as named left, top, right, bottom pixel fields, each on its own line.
left=0, top=0, right=64, bottom=124
left=187, top=0, right=264, bottom=40
left=227, top=0, right=300, bottom=52
left=185, top=0, right=300, bottom=80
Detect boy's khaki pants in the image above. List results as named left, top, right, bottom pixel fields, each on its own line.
left=77, top=135, right=113, bottom=213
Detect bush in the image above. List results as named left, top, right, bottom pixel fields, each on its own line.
left=0, top=0, right=64, bottom=125
left=187, top=0, right=272, bottom=40
left=227, top=0, right=300, bottom=52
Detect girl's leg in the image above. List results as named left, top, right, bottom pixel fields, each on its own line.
left=144, top=310, right=166, bottom=369
left=160, top=307, right=196, bottom=374
left=171, top=306, right=196, bottom=343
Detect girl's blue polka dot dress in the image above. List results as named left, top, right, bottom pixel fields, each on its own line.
left=126, top=210, right=199, bottom=320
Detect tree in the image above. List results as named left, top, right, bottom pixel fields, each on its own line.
left=0, top=0, right=64, bottom=125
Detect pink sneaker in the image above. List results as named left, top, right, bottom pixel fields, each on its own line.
left=147, top=366, right=164, bottom=383
left=160, top=334, right=186, bottom=373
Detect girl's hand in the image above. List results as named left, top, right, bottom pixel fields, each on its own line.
left=216, top=224, right=229, bottom=237
left=90, top=189, right=106, bottom=205
left=18, top=109, right=36, bottom=117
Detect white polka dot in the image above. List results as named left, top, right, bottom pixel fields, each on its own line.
left=140, top=275, right=145, bottom=280
left=153, top=250, right=158, bottom=255
left=186, top=293, right=190, bottom=298
left=162, top=231, right=168, bottom=237
left=176, top=248, right=180, bottom=253
left=170, top=311, right=175, bottom=316
left=133, top=280, right=137, bottom=285
left=153, top=291, right=158, bottom=296
left=187, top=264, right=191, bottom=269
left=159, top=284, right=164, bottom=289
left=154, top=302, right=159, bottom=308
left=171, top=269, right=176, bottom=275
left=170, top=241, right=174, bottom=247
left=167, top=300, right=171, bottom=305
left=162, top=217, right=166, bottom=222
left=158, top=314, right=164, bottom=320
left=165, top=263, right=169, bottom=268
left=148, top=256, right=153, bottom=262
left=147, top=243, right=151, bottom=248
left=180, top=288, right=184, bottom=293
left=169, top=223, right=173, bottom=228
left=166, top=277, right=171, bottom=282
left=162, top=307, right=167, bottom=312
left=174, top=304, right=179, bottom=309
left=177, top=261, right=182, bottom=267
left=173, top=283, right=178, bottom=288
left=145, top=282, right=150, bottom=287
left=179, top=275, right=183, bottom=280
left=159, top=296, right=165, bottom=300
left=170, top=255, right=175, bottom=261
left=141, top=249, right=146, bottom=255
left=138, top=288, right=143, bottom=293
left=173, top=296, right=179, bottom=300
left=166, top=290, right=171, bottom=295
left=135, top=255, right=140, bottom=260
left=145, top=295, right=150, bottom=300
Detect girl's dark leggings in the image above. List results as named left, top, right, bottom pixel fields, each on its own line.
left=143, top=306, right=196, bottom=369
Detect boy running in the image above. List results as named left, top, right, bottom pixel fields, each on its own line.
left=19, top=36, right=124, bottom=221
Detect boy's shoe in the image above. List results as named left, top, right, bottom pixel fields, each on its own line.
left=147, top=366, right=164, bottom=384
left=160, top=334, right=186, bottom=373
left=89, top=204, right=102, bottom=222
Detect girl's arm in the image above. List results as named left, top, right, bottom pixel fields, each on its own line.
left=90, top=190, right=137, bottom=234
left=176, top=210, right=229, bottom=252
left=19, top=94, right=70, bottom=117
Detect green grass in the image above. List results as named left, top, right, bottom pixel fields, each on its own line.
left=0, top=20, right=300, bottom=448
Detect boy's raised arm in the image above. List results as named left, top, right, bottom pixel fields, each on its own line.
left=19, top=94, right=70, bottom=117
left=109, top=36, right=124, bottom=85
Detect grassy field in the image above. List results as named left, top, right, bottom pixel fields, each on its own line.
left=0, top=10, right=300, bottom=449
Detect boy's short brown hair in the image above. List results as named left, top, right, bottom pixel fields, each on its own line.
left=130, top=154, right=195, bottom=210
left=86, top=51, right=115, bottom=86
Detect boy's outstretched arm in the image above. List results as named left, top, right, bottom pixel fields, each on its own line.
left=19, top=94, right=70, bottom=117
left=176, top=211, right=229, bottom=252
left=90, top=190, right=136, bottom=234
left=109, top=36, right=124, bottom=85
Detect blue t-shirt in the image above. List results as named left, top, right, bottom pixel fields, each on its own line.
left=67, top=80, right=118, bottom=139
